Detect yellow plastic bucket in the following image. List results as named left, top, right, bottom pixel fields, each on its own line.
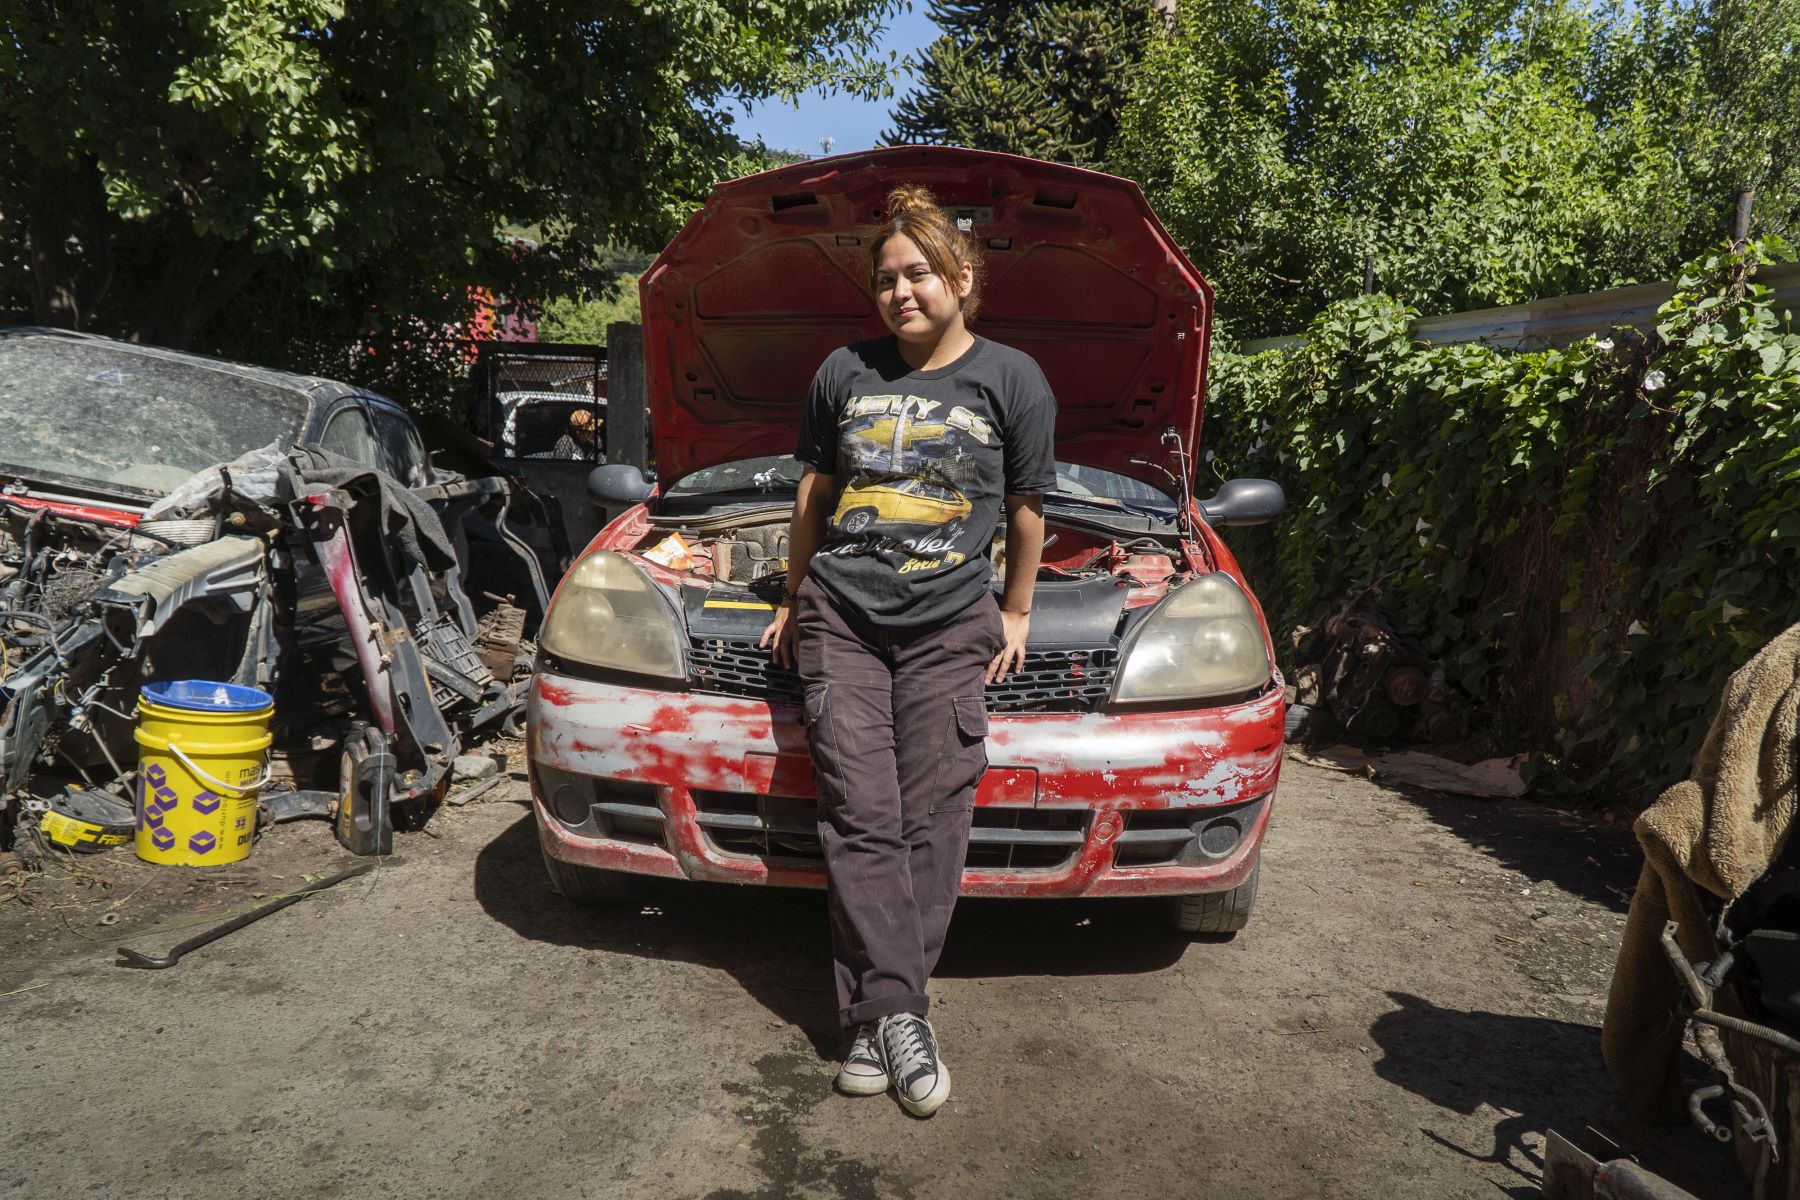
left=134, top=680, right=273, bottom=866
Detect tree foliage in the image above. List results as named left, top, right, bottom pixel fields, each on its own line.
left=1, top=0, right=897, bottom=398
left=884, top=1, right=1158, bottom=164
left=1108, top=0, right=1800, bottom=338
left=1207, top=238, right=1800, bottom=801
left=537, top=273, right=644, bottom=348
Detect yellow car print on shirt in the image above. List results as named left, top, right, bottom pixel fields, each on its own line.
left=834, top=477, right=973, bottom=533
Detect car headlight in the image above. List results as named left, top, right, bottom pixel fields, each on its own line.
left=1112, top=573, right=1271, bottom=705
left=540, top=551, right=685, bottom=680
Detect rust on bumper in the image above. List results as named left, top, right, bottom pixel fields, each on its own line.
left=529, top=673, right=1282, bottom=899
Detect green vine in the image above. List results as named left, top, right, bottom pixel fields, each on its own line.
left=1208, top=237, right=1800, bottom=802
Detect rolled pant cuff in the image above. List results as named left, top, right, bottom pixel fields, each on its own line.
left=842, top=992, right=929, bottom=1028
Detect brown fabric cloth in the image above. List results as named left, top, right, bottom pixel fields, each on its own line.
left=1603, top=622, right=1800, bottom=1117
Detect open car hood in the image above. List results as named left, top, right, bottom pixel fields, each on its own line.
left=641, top=147, right=1213, bottom=490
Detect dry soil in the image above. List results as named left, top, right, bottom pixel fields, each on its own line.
left=0, top=750, right=1745, bottom=1199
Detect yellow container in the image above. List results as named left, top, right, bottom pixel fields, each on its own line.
left=134, top=680, right=273, bottom=866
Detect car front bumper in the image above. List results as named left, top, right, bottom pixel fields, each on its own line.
left=529, top=673, right=1283, bottom=899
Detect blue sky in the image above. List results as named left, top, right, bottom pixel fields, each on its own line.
left=724, top=5, right=942, bottom=156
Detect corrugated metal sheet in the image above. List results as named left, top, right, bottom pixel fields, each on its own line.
left=1236, top=261, right=1800, bottom=355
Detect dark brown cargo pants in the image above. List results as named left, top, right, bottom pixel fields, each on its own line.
left=794, top=578, right=1004, bottom=1027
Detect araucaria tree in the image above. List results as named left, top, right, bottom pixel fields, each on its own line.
left=1, top=1, right=897, bottom=391
left=885, top=1, right=1158, bottom=164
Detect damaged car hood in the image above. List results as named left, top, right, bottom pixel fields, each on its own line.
left=641, top=147, right=1214, bottom=490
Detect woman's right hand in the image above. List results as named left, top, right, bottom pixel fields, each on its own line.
left=758, top=600, right=797, bottom=668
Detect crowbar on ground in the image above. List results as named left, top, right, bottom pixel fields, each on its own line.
left=115, top=861, right=375, bottom=969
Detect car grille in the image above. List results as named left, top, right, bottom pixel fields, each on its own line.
left=686, top=636, right=1117, bottom=714
left=689, top=636, right=804, bottom=706
left=984, top=647, right=1117, bottom=712
left=692, top=790, right=1089, bottom=871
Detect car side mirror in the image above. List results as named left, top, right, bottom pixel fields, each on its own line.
left=587, top=463, right=654, bottom=507
left=1198, top=478, right=1286, bottom=527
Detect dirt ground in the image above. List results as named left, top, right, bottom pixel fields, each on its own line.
left=2, top=746, right=1744, bottom=1200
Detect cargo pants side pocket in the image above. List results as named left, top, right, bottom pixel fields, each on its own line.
left=931, top=695, right=988, bottom=814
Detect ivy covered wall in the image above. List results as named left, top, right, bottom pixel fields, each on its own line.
left=1206, top=239, right=1800, bottom=802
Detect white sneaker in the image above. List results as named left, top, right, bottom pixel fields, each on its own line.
left=834, top=1023, right=890, bottom=1096
left=878, top=1013, right=951, bottom=1117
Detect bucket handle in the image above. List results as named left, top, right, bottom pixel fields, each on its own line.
left=168, top=742, right=273, bottom=797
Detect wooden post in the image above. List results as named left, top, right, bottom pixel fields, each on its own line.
left=1362, top=254, right=1377, bottom=296
left=1732, top=189, right=1756, bottom=247
left=606, top=321, right=648, bottom=470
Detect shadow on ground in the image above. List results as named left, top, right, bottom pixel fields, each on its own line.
left=1381, top=781, right=1644, bottom=912
left=472, top=810, right=1189, bottom=1060
left=1369, top=990, right=1743, bottom=1200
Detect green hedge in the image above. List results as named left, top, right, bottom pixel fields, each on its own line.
left=1206, top=238, right=1800, bottom=801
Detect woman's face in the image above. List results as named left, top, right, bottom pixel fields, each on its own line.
left=873, top=233, right=971, bottom=346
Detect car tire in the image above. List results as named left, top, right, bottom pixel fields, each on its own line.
left=839, top=507, right=877, bottom=534
left=539, top=842, right=646, bottom=907
left=1169, top=863, right=1259, bottom=935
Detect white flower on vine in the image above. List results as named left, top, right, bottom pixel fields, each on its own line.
left=1414, top=517, right=1429, bottom=532
left=1595, top=337, right=1615, bottom=354
left=1723, top=601, right=1744, bottom=622
left=1643, top=369, right=1667, bottom=392
left=1627, top=620, right=1647, bottom=636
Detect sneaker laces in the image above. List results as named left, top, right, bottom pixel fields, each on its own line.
left=846, top=1024, right=883, bottom=1070
left=881, top=1015, right=939, bottom=1090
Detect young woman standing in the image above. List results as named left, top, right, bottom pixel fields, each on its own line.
left=759, top=185, right=1056, bottom=1116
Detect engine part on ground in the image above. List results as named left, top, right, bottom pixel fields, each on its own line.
left=1541, top=1128, right=1698, bottom=1199
left=115, top=860, right=375, bottom=969
left=259, top=788, right=337, bottom=825
left=39, top=785, right=135, bottom=852
left=474, top=601, right=528, bottom=677
left=1313, top=589, right=1465, bottom=744
left=335, top=723, right=395, bottom=856
left=132, top=681, right=272, bottom=867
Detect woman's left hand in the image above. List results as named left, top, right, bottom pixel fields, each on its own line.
left=988, top=608, right=1030, bottom=684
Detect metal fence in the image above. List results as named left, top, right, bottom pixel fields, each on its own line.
left=475, top=342, right=606, bottom=460
left=1238, top=261, right=1800, bottom=355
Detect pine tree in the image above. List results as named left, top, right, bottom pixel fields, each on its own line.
left=884, top=1, right=1157, bottom=165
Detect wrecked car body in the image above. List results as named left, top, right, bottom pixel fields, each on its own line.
left=0, top=328, right=553, bottom=859
left=528, top=148, right=1286, bottom=931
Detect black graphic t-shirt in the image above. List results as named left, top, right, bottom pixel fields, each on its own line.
left=794, top=334, right=1057, bottom=630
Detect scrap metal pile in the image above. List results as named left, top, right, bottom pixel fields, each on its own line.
left=1290, top=589, right=1466, bottom=744
left=0, top=329, right=558, bottom=864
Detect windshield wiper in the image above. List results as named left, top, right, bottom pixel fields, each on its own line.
left=1045, top=491, right=1173, bottom=520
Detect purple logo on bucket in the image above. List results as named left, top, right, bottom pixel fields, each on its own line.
left=188, top=831, right=216, bottom=856
left=146, top=763, right=167, bottom=787
left=192, top=791, right=220, bottom=815
left=151, top=826, right=176, bottom=852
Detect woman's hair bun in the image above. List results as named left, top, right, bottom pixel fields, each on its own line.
left=883, top=183, right=941, bottom=221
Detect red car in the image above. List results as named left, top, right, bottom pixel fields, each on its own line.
left=528, top=147, right=1286, bottom=933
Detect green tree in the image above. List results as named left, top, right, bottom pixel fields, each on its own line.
left=884, top=1, right=1157, bottom=164
left=1, top=0, right=898, bottom=391
left=1108, top=0, right=1800, bottom=338
left=537, top=273, right=643, bottom=347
